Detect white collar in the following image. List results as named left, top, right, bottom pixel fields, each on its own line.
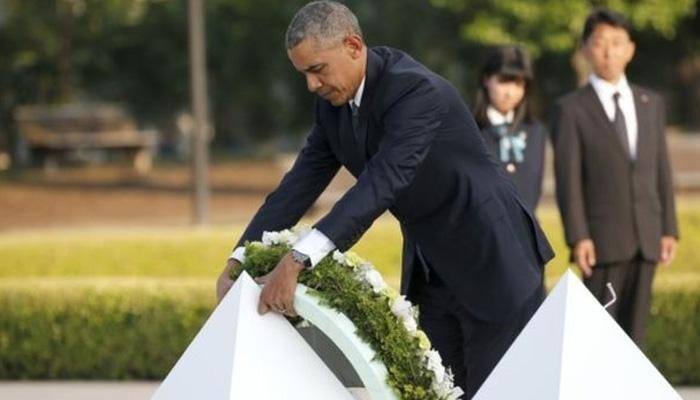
left=350, top=76, right=366, bottom=108
left=589, top=73, right=632, bottom=99
left=486, top=106, right=514, bottom=125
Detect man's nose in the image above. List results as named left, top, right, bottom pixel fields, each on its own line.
left=306, top=75, right=322, bottom=92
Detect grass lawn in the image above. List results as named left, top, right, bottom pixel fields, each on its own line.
left=0, top=201, right=698, bottom=291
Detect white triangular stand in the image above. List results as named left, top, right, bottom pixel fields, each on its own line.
left=151, top=271, right=354, bottom=400
left=474, top=270, right=682, bottom=400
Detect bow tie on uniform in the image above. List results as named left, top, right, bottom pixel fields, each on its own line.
left=492, top=124, right=527, bottom=164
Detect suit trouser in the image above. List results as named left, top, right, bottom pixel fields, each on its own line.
left=411, top=269, right=544, bottom=399
left=584, top=256, right=656, bottom=347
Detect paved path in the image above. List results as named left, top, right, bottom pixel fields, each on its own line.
left=0, top=382, right=697, bottom=399
left=0, top=382, right=371, bottom=399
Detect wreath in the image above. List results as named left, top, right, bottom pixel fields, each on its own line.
left=231, top=226, right=463, bottom=400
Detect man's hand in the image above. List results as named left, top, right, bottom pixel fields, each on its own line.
left=216, top=258, right=239, bottom=304
left=573, top=238, right=597, bottom=278
left=659, top=236, right=678, bottom=266
left=256, top=252, right=304, bottom=316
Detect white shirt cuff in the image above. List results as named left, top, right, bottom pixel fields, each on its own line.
left=228, top=246, right=247, bottom=264
left=293, top=228, right=336, bottom=267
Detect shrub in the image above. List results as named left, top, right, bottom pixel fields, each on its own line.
left=646, top=283, right=700, bottom=384
left=0, top=278, right=212, bottom=379
left=0, top=277, right=698, bottom=384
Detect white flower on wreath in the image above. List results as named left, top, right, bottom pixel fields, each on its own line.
left=424, top=350, right=464, bottom=400
left=359, top=264, right=388, bottom=293
left=332, top=250, right=346, bottom=265
left=278, top=229, right=298, bottom=245
left=402, top=315, right=418, bottom=333
left=425, top=349, right=446, bottom=383
left=261, top=228, right=302, bottom=246
left=434, top=369, right=464, bottom=400
left=390, top=295, right=414, bottom=320
left=390, top=295, right=419, bottom=334
left=261, top=231, right=281, bottom=246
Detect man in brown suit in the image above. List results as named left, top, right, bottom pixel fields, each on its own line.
left=552, top=9, right=679, bottom=347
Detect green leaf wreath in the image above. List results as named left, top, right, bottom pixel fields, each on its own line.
left=231, top=226, right=463, bottom=400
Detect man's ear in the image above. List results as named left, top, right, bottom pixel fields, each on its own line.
left=580, top=42, right=593, bottom=64
left=344, top=34, right=364, bottom=59
left=626, top=40, right=636, bottom=63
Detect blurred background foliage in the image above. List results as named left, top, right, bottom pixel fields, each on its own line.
left=0, top=0, right=698, bottom=158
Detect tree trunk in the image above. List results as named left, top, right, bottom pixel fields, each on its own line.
left=56, top=0, right=74, bottom=102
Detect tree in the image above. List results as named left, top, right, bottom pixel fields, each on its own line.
left=1, top=0, right=697, bottom=161
left=430, top=0, right=697, bottom=122
left=431, top=0, right=696, bottom=56
left=0, top=0, right=158, bottom=162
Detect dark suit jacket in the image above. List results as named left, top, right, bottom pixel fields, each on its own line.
left=237, top=47, right=554, bottom=322
left=481, top=122, right=546, bottom=210
left=552, top=84, right=678, bottom=264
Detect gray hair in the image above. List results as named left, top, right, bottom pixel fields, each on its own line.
left=285, top=1, right=363, bottom=50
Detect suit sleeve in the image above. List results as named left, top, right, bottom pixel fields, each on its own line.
left=552, top=101, right=590, bottom=247
left=315, top=79, right=446, bottom=251
left=656, top=99, right=679, bottom=239
left=234, top=117, right=341, bottom=248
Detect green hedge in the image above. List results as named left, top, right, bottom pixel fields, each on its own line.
left=0, top=279, right=213, bottom=379
left=0, top=278, right=698, bottom=384
left=646, top=284, right=700, bottom=384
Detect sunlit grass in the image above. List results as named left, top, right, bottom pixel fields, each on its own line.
left=0, top=201, right=697, bottom=291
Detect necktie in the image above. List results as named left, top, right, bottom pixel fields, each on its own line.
left=349, top=102, right=360, bottom=140
left=613, top=92, right=631, bottom=158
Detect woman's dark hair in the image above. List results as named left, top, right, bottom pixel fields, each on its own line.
left=473, top=45, right=535, bottom=130
left=582, top=8, right=633, bottom=43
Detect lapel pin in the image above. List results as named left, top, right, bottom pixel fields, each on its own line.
left=641, top=93, right=649, bottom=104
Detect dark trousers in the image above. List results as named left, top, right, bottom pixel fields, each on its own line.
left=584, top=256, right=656, bottom=347
left=411, top=270, right=544, bottom=399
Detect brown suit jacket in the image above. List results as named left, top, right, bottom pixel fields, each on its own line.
left=552, top=84, right=678, bottom=264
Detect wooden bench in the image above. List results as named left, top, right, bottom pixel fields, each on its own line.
left=15, top=103, right=157, bottom=173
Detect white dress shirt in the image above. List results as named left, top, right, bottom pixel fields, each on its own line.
left=229, top=76, right=368, bottom=267
left=350, top=75, right=365, bottom=111
left=588, top=74, right=638, bottom=159
left=486, top=106, right=514, bottom=125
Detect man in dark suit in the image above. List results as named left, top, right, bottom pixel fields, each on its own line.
left=552, top=9, right=679, bottom=347
left=216, top=1, right=553, bottom=396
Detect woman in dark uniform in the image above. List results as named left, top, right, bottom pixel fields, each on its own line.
left=473, top=46, right=546, bottom=211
